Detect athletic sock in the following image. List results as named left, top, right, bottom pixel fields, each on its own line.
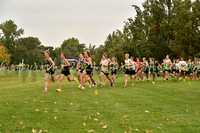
left=45, top=88, right=47, bottom=91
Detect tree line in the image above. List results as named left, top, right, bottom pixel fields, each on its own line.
left=0, top=0, right=199, bottom=67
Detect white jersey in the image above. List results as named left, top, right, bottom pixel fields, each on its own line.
left=131, top=61, right=136, bottom=70
left=125, top=59, right=131, bottom=65
left=179, top=61, right=186, bottom=66
left=125, top=59, right=131, bottom=69
left=165, top=59, right=171, bottom=64
left=175, top=63, right=180, bottom=70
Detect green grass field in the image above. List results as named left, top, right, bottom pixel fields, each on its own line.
left=0, top=70, right=200, bottom=133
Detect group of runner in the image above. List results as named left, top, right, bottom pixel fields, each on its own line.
left=42, top=50, right=200, bottom=92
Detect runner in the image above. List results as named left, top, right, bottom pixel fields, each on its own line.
left=110, top=57, right=119, bottom=85
left=43, top=50, right=60, bottom=92
left=56, top=53, right=78, bottom=92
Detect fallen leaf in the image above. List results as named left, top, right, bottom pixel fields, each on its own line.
left=22, top=126, right=25, bottom=129
left=54, top=117, right=57, bottom=119
left=97, top=112, right=100, bottom=115
left=102, top=125, right=107, bottom=128
left=94, top=118, right=98, bottom=121
left=0, top=124, right=2, bottom=127
left=83, top=116, right=87, bottom=120
left=32, top=129, right=36, bottom=133
left=39, top=129, right=42, bottom=133
left=123, top=115, right=129, bottom=118
left=36, top=109, right=39, bottom=112
left=54, top=102, right=56, bottom=104
left=129, top=131, right=132, bottom=133
left=54, top=110, right=58, bottom=112
left=16, top=120, right=19, bottom=122
left=186, top=104, right=189, bottom=106
left=124, top=125, right=128, bottom=127
left=83, top=122, right=86, bottom=126
left=5, top=123, right=7, bottom=125
left=100, top=122, right=103, bottom=125
left=134, top=129, right=139, bottom=131
left=89, top=116, right=91, bottom=119
left=33, top=100, right=36, bottom=102
left=88, top=130, right=94, bottom=132
left=186, top=110, right=189, bottom=112
left=162, top=116, right=165, bottom=118
left=146, top=130, right=153, bottom=133
left=70, top=103, right=73, bottom=105
left=129, top=126, right=133, bottom=130
left=157, top=127, right=161, bottom=130
left=44, top=111, right=48, bottom=113
left=145, top=110, right=150, bottom=113
left=20, top=121, right=23, bottom=125
left=44, top=130, right=48, bottom=133
left=95, top=90, right=98, bottom=95
left=120, top=122, right=124, bottom=125
left=12, top=116, right=16, bottom=118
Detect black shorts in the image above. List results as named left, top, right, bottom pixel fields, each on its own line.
left=172, top=69, right=176, bottom=72
left=61, top=70, right=70, bottom=76
left=85, top=68, right=93, bottom=75
left=130, top=70, right=136, bottom=75
left=46, top=69, right=55, bottom=75
left=111, top=70, right=117, bottom=75
left=102, top=71, right=109, bottom=76
left=142, top=69, right=148, bottom=74
left=125, top=69, right=130, bottom=75
left=165, top=69, right=170, bottom=72
left=79, top=69, right=84, bottom=73
left=175, top=70, right=179, bottom=73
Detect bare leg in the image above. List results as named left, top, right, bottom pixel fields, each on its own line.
left=106, top=75, right=112, bottom=82
left=66, top=75, right=76, bottom=82
left=51, top=74, right=59, bottom=82
left=81, top=71, right=87, bottom=88
left=99, top=72, right=103, bottom=84
left=89, top=74, right=95, bottom=84
left=45, top=73, right=49, bottom=89
left=59, top=74, right=65, bottom=90
left=112, top=74, right=116, bottom=84
left=125, top=74, right=128, bottom=86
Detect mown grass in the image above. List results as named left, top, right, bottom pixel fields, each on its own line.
left=0, top=70, right=199, bottom=133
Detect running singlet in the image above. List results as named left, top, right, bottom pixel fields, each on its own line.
left=175, top=63, right=180, bottom=70
left=165, top=59, right=171, bottom=70
left=131, top=61, right=136, bottom=71
left=102, top=60, right=109, bottom=73
left=111, top=62, right=117, bottom=71
left=142, top=62, right=148, bottom=71
left=194, top=62, right=198, bottom=71
left=45, top=58, right=51, bottom=68
left=125, top=59, right=131, bottom=70
left=188, top=63, right=193, bottom=72
left=84, top=58, right=91, bottom=71
left=61, top=60, right=70, bottom=71
left=161, top=63, right=165, bottom=72
left=79, top=59, right=84, bottom=70
left=179, top=61, right=186, bottom=70
left=136, top=61, right=142, bottom=70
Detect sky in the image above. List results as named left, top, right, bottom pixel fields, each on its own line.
left=0, top=0, right=145, bottom=48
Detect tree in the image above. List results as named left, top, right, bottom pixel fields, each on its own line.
left=0, top=46, right=11, bottom=64
left=14, top=37, right=43, bottom=65
left=61, top=38, right=86, bottom=59
left=0, top=20, right=24, bottom=63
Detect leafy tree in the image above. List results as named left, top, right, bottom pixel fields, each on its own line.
left=0, top=20, right=24, bottom=63
left=0, top=45, right=11, bottom=64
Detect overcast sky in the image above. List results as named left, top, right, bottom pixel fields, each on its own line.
left=0, top=0, right=144, bottom=48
